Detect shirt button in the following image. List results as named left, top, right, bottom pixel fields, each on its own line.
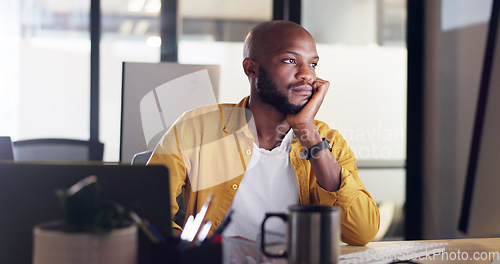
left=245, top=149, right=252, bottom=155
left=232, top=184, right=238, bottom=190
left=215, top=221, right=221, bottom=226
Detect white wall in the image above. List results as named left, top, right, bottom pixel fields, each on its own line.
left=315, top=44, right=407, bottom=162
left=17, top=38, right=90, bottom=140
left=302, top=0, right=377, bottom=45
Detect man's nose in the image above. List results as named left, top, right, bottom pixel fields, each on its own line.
left=296, top=63, right=315, bottom=83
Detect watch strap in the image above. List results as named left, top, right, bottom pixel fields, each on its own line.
left=300, top=138, right=332, bottom=160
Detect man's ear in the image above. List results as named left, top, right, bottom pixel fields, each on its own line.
left=243, top=58, right=257, bottom=78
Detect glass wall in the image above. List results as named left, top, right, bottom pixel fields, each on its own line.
left=100, top=0, right=161, bottom=161
left=1, top=0, right=91, bottom=140
left=178, top=0, right=273, bottom=103
left=0, top=0, right=406, bottom=239
left=99, top=0, right=273, bottom=160
left=302, top=0, right=407, bottom=239
left=0, top=0, right=21, bottom=138
left=176, top=0, right=407, bottom=239
left=0, top=0, right=162, bottom=161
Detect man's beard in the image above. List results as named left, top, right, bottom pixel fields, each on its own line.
left=256, top=66, right=309, bottom=115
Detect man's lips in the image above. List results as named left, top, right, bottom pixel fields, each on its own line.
left=291, top=84, right=313, bottom=95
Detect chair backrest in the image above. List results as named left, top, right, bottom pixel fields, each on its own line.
left=0, top=137, right=14, bottom=160
left=13, top=138, right=104, bottom=161
left=131, top=150, right=153, bottom=165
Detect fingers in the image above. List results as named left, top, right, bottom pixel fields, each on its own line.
left=293, top=77, right=329, bottom=121
left=313, top=77, right=329, bottom=97
left=286, top=77, right=330, bottom=128
left=308, top=77, right=329, bottom=109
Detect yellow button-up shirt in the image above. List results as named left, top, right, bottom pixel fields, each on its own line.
left=148, top=97, right=380, bottom=246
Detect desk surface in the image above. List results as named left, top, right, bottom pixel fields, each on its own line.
left=342, top=237, right=500, bottom=263
left=224, top=237, right=500, bottom=263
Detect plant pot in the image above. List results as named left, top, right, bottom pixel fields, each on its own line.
left=33, top=220, right=138, bottom=264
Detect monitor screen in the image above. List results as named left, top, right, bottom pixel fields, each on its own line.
left=0, top=162, right=171, bottom=264
left=459, top=0, right=500, bottom=236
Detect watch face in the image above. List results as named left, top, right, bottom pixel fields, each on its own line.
left=323, top=138, right=332, bottom=151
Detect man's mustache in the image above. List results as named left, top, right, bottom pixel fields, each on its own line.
left=288, top=81, right=314, bottom=90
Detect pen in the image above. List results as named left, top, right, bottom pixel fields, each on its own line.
left=143, top=219, right=166, bottom=243
left=195, top=221, right=212, bottom=246
left=180, top=215, right=195, bottom=241
left=208, top=209, right=233, bottom=242
left=129, top=211, right=165, bottom=243
left=186, top=192, right=214, bottom=242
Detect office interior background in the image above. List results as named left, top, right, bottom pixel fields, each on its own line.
left=0, top=0, right=494, bottom=240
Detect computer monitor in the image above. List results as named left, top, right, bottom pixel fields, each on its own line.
left=120, top=62, right=219, bottom=163
left=0, top=136, right=14, bottom=160
left=459, top=0, right=500, bottom=236
left=0, top=162, right=171, bottom=264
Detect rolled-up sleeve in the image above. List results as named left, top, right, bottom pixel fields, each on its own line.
left=310, top=126, right=380, bottom=246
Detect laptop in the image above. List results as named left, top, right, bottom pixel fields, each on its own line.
left=0, top=162, right=171, bottom=264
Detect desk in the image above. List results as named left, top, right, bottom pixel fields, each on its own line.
left=223, top=238, right=500, bottom=264
left=342, top=238, right=500, bottom=263
left=224, top=237, right=500, bottom=263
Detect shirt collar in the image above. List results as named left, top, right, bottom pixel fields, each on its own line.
left=223, top=96, right=251, bottom=135
left=275, top=128, right=295, bottom=152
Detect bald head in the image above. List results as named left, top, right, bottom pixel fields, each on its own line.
left=243, top=20, right=314, bottom=59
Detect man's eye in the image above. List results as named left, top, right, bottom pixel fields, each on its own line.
left=310, top=62, right=318, bottom=68
left=283, top=58, right=296, bottom=64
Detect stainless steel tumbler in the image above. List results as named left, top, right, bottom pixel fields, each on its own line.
left=261, top=205, right=340, bottom=264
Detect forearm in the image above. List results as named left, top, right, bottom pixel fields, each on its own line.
left=293, top=124, right=341, bottom=191
left=310, top=148, right=341, bottom=191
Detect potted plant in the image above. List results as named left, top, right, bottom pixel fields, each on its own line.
left=32, top=175, right=138, bottom=264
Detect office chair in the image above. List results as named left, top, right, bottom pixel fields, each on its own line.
left=12, top=138, right=104, bottom=161
left=0, top=136, right=14, bottom=160
left=131, top=150, right=153, bottom=165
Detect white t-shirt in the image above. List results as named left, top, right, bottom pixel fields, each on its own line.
left=223, top=129, right=299, bottom=241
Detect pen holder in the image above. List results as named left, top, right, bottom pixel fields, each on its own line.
left=150, top=237, right=222, bottom=264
